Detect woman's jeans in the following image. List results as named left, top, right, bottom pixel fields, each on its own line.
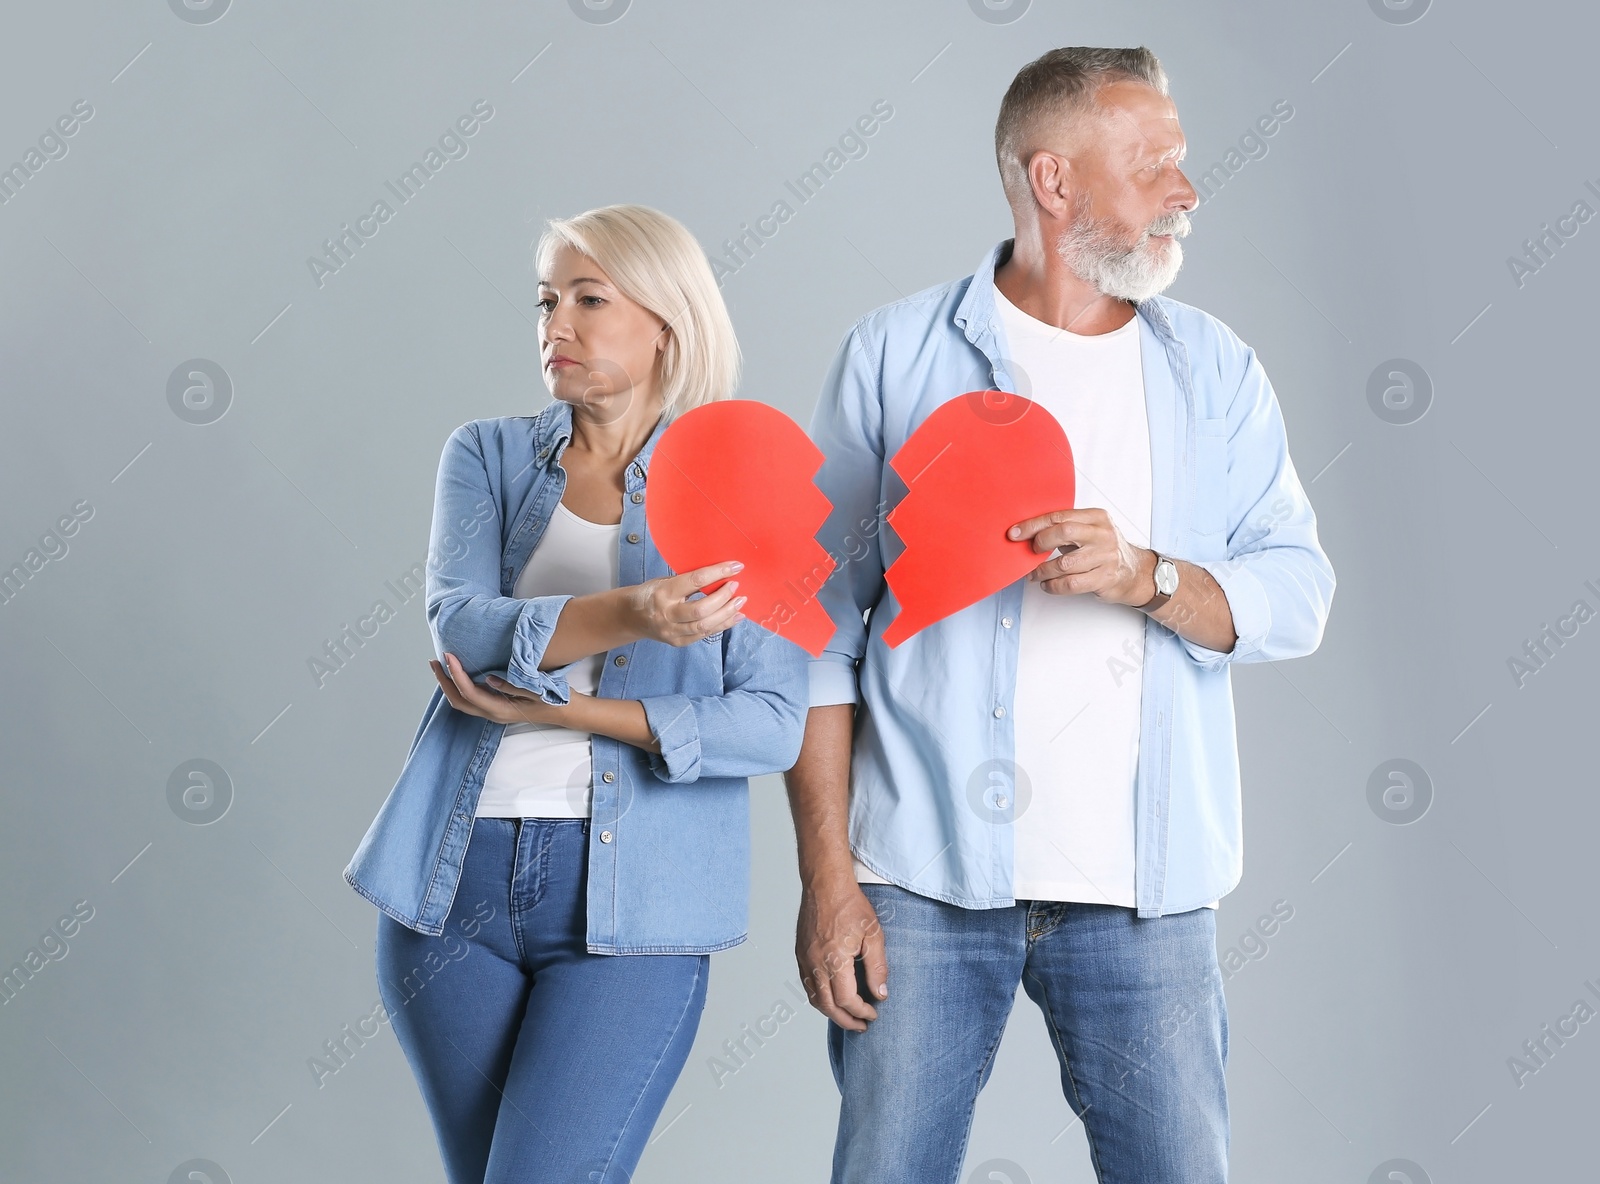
left=375, top=817, right=708, bottom=1184
left=829, top=884, right=1229, bottom=1184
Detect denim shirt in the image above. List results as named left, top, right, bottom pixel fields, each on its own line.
left=344, top=399, right=811, bottom=952
left=807, top=238, right=1336, bottom=917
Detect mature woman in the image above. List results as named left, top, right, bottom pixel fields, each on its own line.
left=343, top=204, right=809, bottom=1183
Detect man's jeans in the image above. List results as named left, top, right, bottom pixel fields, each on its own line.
left=375, top=817, right=709, bottom=1184
left=828, top=885, right=1229, bottom=1184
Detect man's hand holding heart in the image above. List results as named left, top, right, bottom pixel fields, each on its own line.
left=1008, top=506, right=1156, bottom=606
left=1010, top=507, right=1239, bottom=655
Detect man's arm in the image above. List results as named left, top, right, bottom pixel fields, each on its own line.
left=787, top=320, right=894, bottom=1029
left=1176, top=341, right=1336, bottom=667
left=1132, top=549, right=1238, bottom=653
left=784, top=704, right=888, bottom=1031
left=1011, top=337, right=1334, bottom=664
left=1010, top=508, right=1239, bottom=652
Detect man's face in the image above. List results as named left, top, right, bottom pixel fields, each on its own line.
left=1052, top=80, right=1197, bottom=302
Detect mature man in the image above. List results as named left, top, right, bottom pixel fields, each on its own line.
left=785, top=47, right=1335, bottom=1183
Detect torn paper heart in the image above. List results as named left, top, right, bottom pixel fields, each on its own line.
left=881, top=391, right=1075, bottom=648
left=646, top=399, right=838, bottom=657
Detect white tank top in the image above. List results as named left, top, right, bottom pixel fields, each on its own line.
left=474, top=499, right=620, bottom=818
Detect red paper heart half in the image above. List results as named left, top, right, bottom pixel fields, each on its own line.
left=881, top=391, right=1075, bottom=648
left=646, top=399, right=838, bottom=657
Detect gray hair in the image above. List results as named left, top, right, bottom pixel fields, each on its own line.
left=994, top=47, right=1169, bottom=207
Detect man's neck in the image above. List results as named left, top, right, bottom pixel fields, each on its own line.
left=994, top=238, right=1136, bottom=336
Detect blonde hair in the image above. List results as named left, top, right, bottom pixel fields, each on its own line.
left=534, top=204, right=740, bottom=416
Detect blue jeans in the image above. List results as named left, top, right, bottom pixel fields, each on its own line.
left=829, top=885, right=1228, bottom=1184
left=375, top=817, right=708, bottom=1183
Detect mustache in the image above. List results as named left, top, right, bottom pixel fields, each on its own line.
left=1147, top=211, right=1192, bottom=239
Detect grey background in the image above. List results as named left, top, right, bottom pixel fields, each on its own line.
left=1, top=1, right=1593, bottom=1181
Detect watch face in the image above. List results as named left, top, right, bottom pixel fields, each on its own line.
left=1155, top=559, right=1179, bottom=595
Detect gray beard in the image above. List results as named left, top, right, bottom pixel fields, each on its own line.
left=1057, top=203, right=1189, bottom=302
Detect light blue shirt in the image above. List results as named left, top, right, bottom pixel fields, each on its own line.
left=344, top=400, right=810, bottom=951
left=806, top=238, right=1336, bottom=916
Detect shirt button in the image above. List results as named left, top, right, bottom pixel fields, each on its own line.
left=614, top=654, right=628, bottom=667
left=600, top=830, right=613, bottom=843
left=1001, top=617, right=1014, bottom=628
left=631, top=491, right=643, bottom=504
left=993, top=706, right=1006, bottom=718
left=627, top=532, right=641, bottom=544
left=994, top=794, right=1009, bottom=809
left=602, top=771, right=615, bottom=783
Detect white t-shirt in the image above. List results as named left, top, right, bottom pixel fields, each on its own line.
left=475, top=500, right=619, bottom=818
left=857, top=283, right=1220, bottom=908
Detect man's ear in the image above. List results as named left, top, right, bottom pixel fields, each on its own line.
left=1028, top=149, right=1073, bottom=217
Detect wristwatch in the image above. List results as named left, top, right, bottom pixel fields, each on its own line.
left=1137, top=553, right=1179, bottom=612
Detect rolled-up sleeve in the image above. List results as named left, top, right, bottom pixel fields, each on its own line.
left=805, top=322, right=889, bottom=706
left=424, top=422, right=575, bottom=705
left=1179, top=344, right=1336, bottom=668
left=638, top=620, right=811, bottom=783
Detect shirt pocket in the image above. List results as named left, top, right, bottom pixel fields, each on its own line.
left=1193, top=417, right=1230, bottom=537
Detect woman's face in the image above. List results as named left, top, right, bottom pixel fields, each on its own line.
left=537, top=243, right=667, bottom=421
